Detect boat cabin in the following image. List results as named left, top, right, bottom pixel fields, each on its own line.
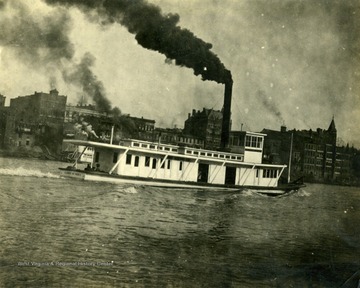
left=76, top=130, right=285, bottom=188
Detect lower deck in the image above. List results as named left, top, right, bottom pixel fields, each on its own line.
left=59, top=167, right=291, bottom=195
left=79, top=145, right=285, bottom=189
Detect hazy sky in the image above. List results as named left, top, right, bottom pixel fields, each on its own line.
left=0, top=0, right=359, bottom=147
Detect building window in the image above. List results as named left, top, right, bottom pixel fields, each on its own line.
left=126, top=154, right=132, bottom=165
left=113, top=152, right=118, bottom=163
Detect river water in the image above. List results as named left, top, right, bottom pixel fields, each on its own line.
left=0, top=157, right=359, bottom=287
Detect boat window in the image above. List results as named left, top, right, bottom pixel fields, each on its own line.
left=167, top=160, right=171, bottom=169
left=213, top=154, right=218, bottom=158
left=141, top=144, right=148, bottom=148
left=200, top=152, right=206, bottom=156
left=245, top=136, right=251, bottom=147
left=251, top=137, right=257, bottom=147
left=113, top=152, right=118, bottom=163
left=134, top=156, right=139, bottom=167
left=165, top=147, right=170, bottom=151
left=256, top=169, right=260, bottom=178
left=172, top=149, right=178, bottom=152
left=95, top=151, right=100, bottom=162
left=245, top=135, right=263, bottom=149
left=263, top=169, right=277, bottom=178
left=150, top=145, right=156, bottom=149
left=126, top=154, right=132, bottom=165
left=152, top=158, right=157, bottom=169
left=145, top=156, right=151, bottom=167
left=179, top=161, right=183, bottom=171
left=133, top=142, right=140, bottom=147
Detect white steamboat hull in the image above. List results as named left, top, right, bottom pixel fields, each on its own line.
left=59, top=169, right=290, bottom=195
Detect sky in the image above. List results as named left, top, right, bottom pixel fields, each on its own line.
left=0, top=0, right=359, bottom=147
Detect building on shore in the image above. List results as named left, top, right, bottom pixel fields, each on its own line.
left=2, top=89, right=67, bottom=154
left=184, top=108, right=224, bottom=150
left=261, top=119, right=355, bottom=184
left=153, top=127, right=205, bottom=148
left=65, top=104, right=106, bottom=123
left=126, top=116, right=156, bottom=142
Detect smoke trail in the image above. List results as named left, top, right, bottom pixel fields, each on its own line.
left=63, top=53, right=112, bottom=113
left=257, top=90, right=285, bottom=125
left=0, top=1, right=74, bottom=68
left=44, top=0, right=232, bottom=84
left=0, top=0, right=118, bottom=114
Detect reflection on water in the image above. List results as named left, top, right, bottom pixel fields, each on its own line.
left=0, top=157, right=359, bottom=287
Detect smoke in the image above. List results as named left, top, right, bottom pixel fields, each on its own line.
left=257, top=90, right=285, bottom=126
left=43, top=0, right=232, bottom=84
left=0, top=0, right=120, bottom=115
left=1, top=0, right=232, bottom=118
left=0, top=1, right=74, bottom=68
left=63, top=53, right=112, bottom=113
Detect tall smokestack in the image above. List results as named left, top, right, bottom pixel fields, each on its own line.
left=220, top=80, right=233, bottom=150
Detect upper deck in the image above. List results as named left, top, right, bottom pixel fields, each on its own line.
left=119, top=139, right=245, bottom=162
left=64, top=130, right=267, bottom=165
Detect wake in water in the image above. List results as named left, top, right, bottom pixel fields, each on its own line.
left=240, top=189, right=269, bottom=198
left=277, top=188, right=311, bottom=198
left=106, top=184, right=140, bottom=194
left=0, top=167, right=60, bottom=179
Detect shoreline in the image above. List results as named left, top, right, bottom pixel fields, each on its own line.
left=0, top=148, right=61, bottom=161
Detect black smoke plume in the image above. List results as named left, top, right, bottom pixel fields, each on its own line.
left=44, top=0, right=232, bottom=84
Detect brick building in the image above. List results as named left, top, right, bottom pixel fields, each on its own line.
left=184, top=108, right=224, bottom=150
left=65, top=104, right=106, bottom=123
left=127, top=116, right=156, bottom=142
left=154, top=127, right=205, bottom=148
left=3, top=89, right=67, bottom=153
left=261, top=118, right=353, bottom=183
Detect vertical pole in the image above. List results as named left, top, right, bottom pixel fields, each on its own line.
left=288, top=132, right=293, bottom=183
left=110, top=125, right=114, bottom=145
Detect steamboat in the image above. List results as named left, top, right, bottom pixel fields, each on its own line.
left=60, top=80, right=305, bottom=196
